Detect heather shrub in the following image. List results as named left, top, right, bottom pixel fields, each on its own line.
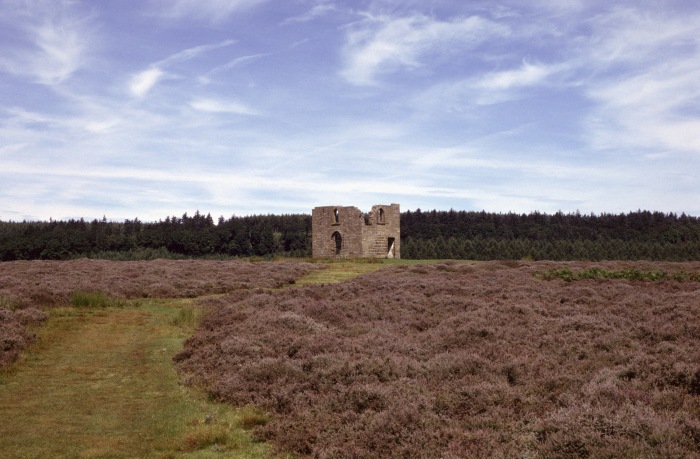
left=0, top=259, right=322, bottom=308
left=0, top=308, right=36, bottom=367
left=0, top=259, right=322, bottom=369
left=0, top=294, right=23, bottom=311
left=12, top=307, right=48, bottom=326
left=176, top=261, right=700, bottom=457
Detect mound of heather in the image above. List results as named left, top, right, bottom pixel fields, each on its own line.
left=0, top=259, right=320, bottom=307
left=0, top=308, right=37, bottom=367
left=0, top=259, right=319, bottom=368
left=175, top=261, right=700, bottom=458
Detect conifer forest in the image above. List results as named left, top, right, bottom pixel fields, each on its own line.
left=1, top=209, right=700, bottom=261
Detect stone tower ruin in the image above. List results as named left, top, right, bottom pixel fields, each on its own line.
left=312, top=204, right=400, bottom=259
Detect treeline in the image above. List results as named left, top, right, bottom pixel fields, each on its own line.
left=0, top=211, right=310, bottom=261
left=1, top=209, right=700, bottom=261
left=401, top=237, right=700, bottom=261
left=401, top=209, right=700, bottom=261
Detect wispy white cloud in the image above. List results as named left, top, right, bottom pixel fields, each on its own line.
left=127, top=39, right=238, bottom=97
left=474, top=61, right=559, bottom=91
left=0, top=0, right=90, bottom=84
left=519, top=0, right=586, bottom=14
left=407, top=3, right=700, bottom=163
left=154, top=0, right=270, bottom=22
left=199, top=53, right=270, bottom=83
left=4, top=107, right=49, bottom=125
left=190, top=98, right=258, bottom=115
left=84, top=119, right=121, bottom=134
left=156, top=40, right=237, bottom=67
left=580, top=7, right=700, bottom=155
left=3, top=1, right=700, bottom=221
left=388, top=144, right=628, bottom=197
left=0, top=159, right=473, bottom=215
left=128, top=68, right=164, bottom=98
left=281, top=2, right=337, bottom=25
left=586, top=69, right=700, bottom=154
left=582, top=7, right=699, bottom=68
left=0, top=143, right=29, bottom=155
left=341, top=13, right=509, bottom=85
left=29, top=20, right=87, bottom=84
left=423, top=60, right=564, bottom=106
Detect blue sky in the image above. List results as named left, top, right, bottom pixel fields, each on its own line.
left=1, top=0, right=699, bottom=221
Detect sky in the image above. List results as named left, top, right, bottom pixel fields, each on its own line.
left=1, top=0, right=699, bottom=222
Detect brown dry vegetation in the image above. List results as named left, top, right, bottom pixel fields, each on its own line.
left=0, top=308, right=39, bottom=367
left=0, top=259, right=320, bottom=367
left=176, top=261, right=700, bottom=458
left=0, top=259, right=321, bottom=307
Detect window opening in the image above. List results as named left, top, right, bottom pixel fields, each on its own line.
left=387, top=237, right=395, bottom=258
left=378, top=208, right=385, bottom=223
left=333, top=208, right=339, bottom=224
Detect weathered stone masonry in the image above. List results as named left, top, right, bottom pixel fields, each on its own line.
left=312, top=204, right=400, bottom=259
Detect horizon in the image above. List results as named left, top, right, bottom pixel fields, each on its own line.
left=2, top=1, right=699, bottom=221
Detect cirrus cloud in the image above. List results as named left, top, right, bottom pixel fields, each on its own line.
left=154, top=0, right=270, bottom=22
left=128, top=68, right=164, bottom=98
left=0, top=0, right=90, bottom=85
left=189, top=98, right=258, bottom=115
left=340, top=13, right=509, bottom=85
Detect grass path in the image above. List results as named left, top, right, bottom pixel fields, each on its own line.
left=293, top=260, right=390, bottom=285
left=0, top=300, right=269, bottom=458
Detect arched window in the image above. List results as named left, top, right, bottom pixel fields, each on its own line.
left=333, top=208, right=339, bottom=224
left=331, top=231, right=342, bottom=255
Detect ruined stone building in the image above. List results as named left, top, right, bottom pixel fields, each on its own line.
left=312, top=204, right=400, bottom=259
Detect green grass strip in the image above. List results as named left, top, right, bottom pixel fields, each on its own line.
left=535, top=267, right=700, bottom=282
left=0, top=299, right=271, bottom=458
left=71, top=290, right=127, bottom=308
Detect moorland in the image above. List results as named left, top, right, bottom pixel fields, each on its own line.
left=1, top=259, right=699, bottom=458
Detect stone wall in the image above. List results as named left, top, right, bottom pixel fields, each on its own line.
left=312, top=204, right=400, bottom=259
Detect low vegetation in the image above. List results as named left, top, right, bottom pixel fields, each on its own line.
left=1, top=260, right=326, bottom=457
left=0, top=259, right=321, bottom=308
left=0, top=307, right=39, bottom=368
left=0, top=300, right=271, bottom=457
left=3, top=258, right=700, bottom=457
left=292, top=258, right=389, bottom=286
left=535, top=266, right=700, bottom=282
left=176, top=260, right=700, bottom=458
left=0, top=259, right=321, bottom=368
left=71, top=290, right=127, bottom=308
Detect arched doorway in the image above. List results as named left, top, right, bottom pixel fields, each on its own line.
left=331, top=231, right=342, bottom=255
left=387, top=237, right=395, bottom=258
